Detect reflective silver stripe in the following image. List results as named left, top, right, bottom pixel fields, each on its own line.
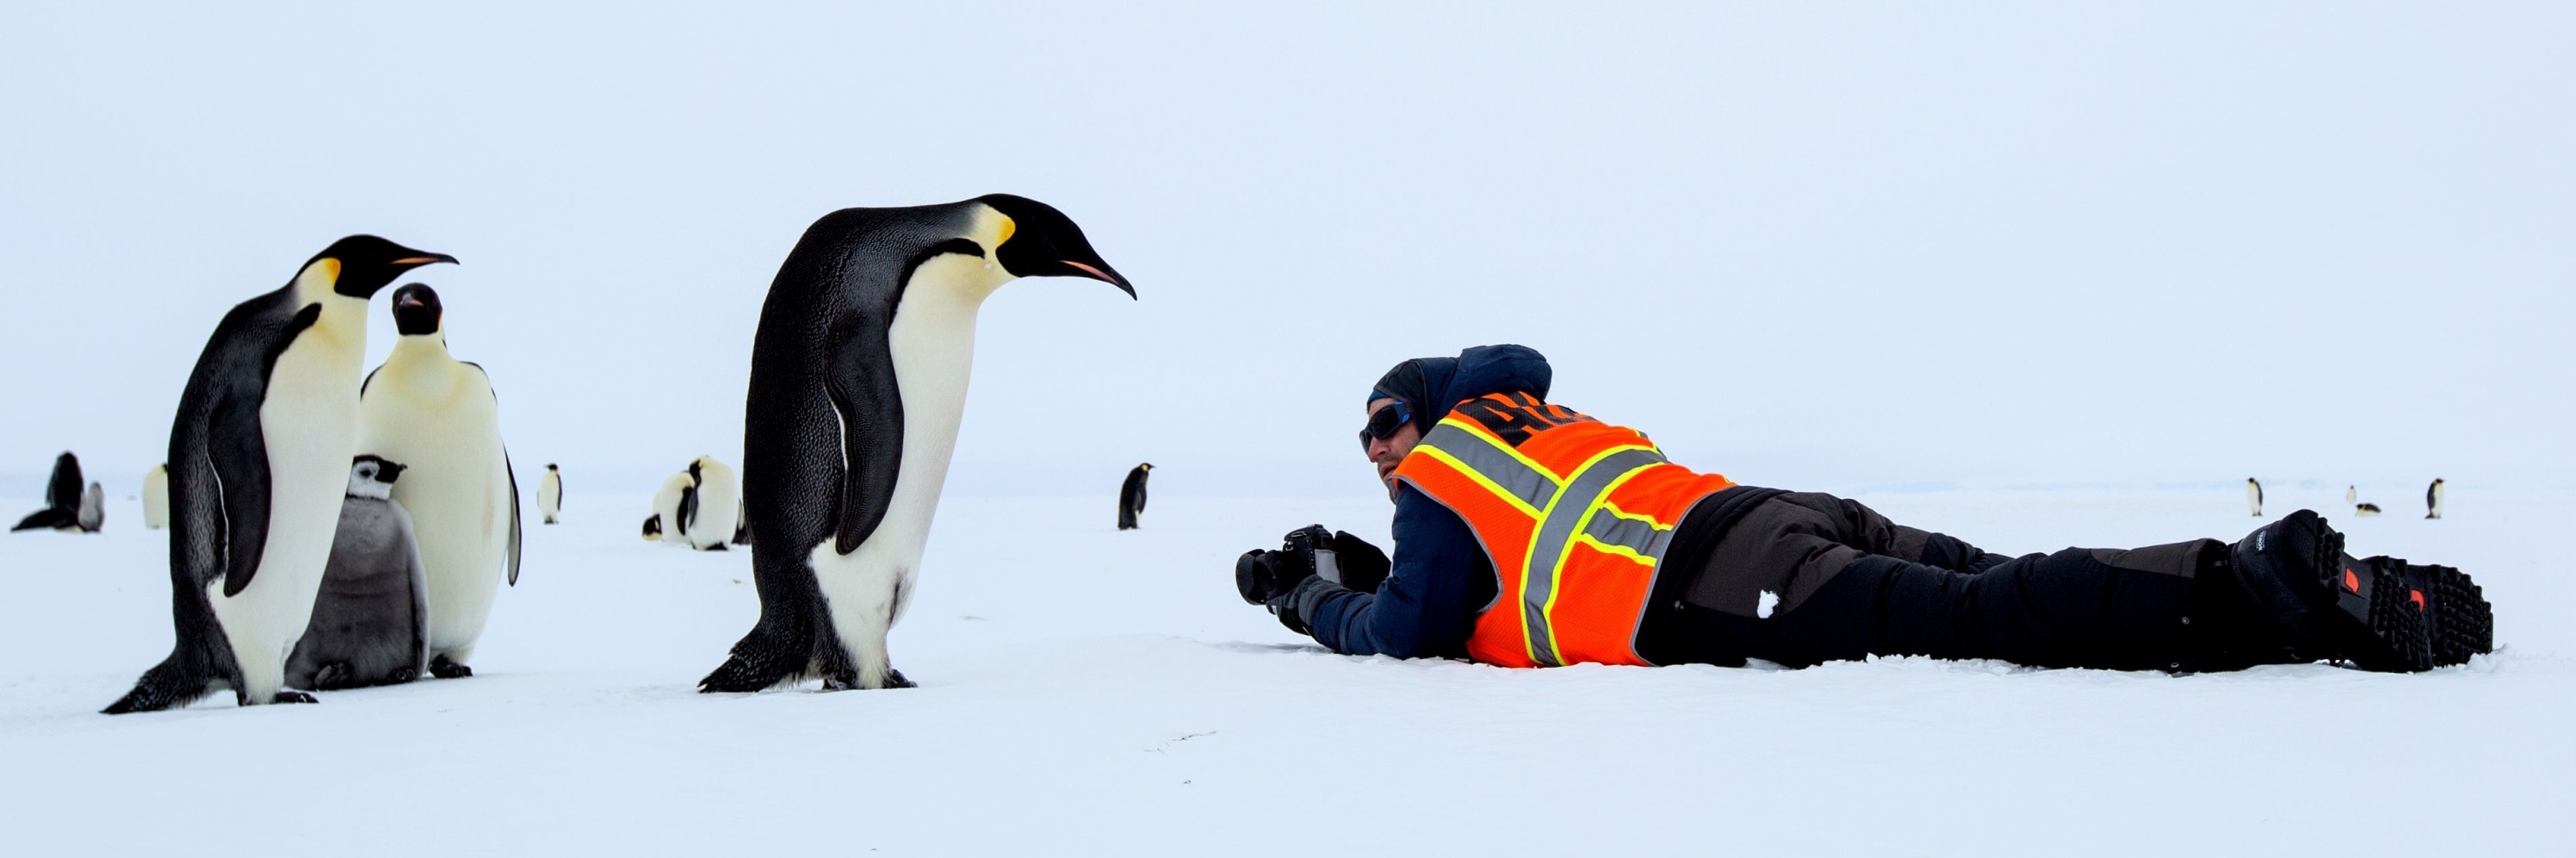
left=1520, top=447, right=1666, bottom=667
left=1582, top=506, right=1673, bottom=560
left=1415, top=423, right=1558, bottom=512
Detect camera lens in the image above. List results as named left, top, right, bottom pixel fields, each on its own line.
left=1235, top=550, right=1272, bottom=604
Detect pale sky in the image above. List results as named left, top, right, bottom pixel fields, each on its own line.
left=3, top=3, right=2567, bottom=501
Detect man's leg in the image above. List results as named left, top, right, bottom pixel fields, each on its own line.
left=1796, top=493, right=2014, bottom=575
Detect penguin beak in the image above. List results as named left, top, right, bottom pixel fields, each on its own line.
left=393, top=252, right=460, bottom=267
left=1062, top=260, right=1135, bottom=299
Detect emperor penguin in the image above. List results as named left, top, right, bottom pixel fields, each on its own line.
left=2245, top=477, right=2262, bottom=517
left=283, top=456, right=429, bottom=690
left=2425, top=478, right=2445, bottom=519
left=142, top=463, right=170, bottom=529
left=538, top=463, right=562, bottom=525
left=1118, top=463, right=1152, bottom=530
left=105, top=235, right=455, bottom=713
left=650, top=469, right=697, bottom=545
left=700, top=194, right=1130, bottom=693
left=358, top=283, right=520, bottom=681
left=77, top=481, right=103, bottom=532
left=685, top=456, right=740, bottom=550
left=9, top=451, right=85, bottom=532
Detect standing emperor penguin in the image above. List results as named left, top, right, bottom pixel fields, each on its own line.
left=1118, top=463, right=1152, bottom=530
left=649, top=469, right=697, bottom=545
left=142, top=463, right=170, bottom=529
left=359, top=283, right=520, bottom=680
left=2245, top=477, right=2263, bottom=518
left=685, top=456, right=741, bottom=550
left=9, top=451, right=85, bottom=532
left=105, top=235, right=455, bottom=713
left=700, top=194, right=1131, bottom=693
left=2425, top=477, right=2445, bottom=519
left=284, top=455, right=430, bottom=690
left=538, top=463, right=562, bottom=524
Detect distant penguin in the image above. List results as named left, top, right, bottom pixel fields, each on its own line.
left=2346, top=485, right=2357, bottom=507
left=1118, top=463, right=1153, bottom=530
left=77, top=482, right=103, bottom=532
left=2356, top=502, right=2382, bottom=517
left=2245, top=477, right=2263, bottom=518
left=142, top=463, right=170, bottom=529
left=538, top=463, right=562, bottom=525
left=685, top=456, right=740, bottom=551
left=651, top=469, right=697, bottom=546
left=106, top=235, right=455, bottom=713
left=701, top=194, right=1131, bottom=693
left=2425, top=478, right=2445, bottom=519
left=358, top=283, right=520, bottom=681
left=9, top=451, right=85, bottom=532
left=283, top=456, right=429, bottom=691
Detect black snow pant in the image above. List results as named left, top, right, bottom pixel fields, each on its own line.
left=1635, top=488, right=2283, bottom=672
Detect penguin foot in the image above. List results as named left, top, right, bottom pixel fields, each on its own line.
left=312, top=662, right=350, bottom=689
left=882, top=669, right=915, bottom=689
left=388, top=666, right=419, bottom=683
left=272, top=691, right=319, bottom=705
left=429, top=656, right=474, bottom=679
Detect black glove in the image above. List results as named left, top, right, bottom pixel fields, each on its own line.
left=1329, top=531, right=1391, bottom=594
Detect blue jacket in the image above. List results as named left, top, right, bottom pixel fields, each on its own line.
left=1305, top=345, right=1552, bottom=657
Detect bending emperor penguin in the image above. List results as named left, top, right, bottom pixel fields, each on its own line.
left=651, top=469, right=697, bottom=545
left=685, top=456, right=740, bottom=550
left=105, top=235, right=455, bottom=713
left=2425, top=477, right=2445, bottom=519
left=700, top=194, right=1131, bottom=693
left=538, top=463, right=562, bottom=524
left=2246, top=477, right=2263, bottom=518
left=1118, top=463, right=1152, bottom=530
left=284, top=456, right=430, bottom=690
left=9, top=451, right=85, bottom=532
left=359, top=283, right=521, bottom=680
left=143, top=463, right=170, bottom=529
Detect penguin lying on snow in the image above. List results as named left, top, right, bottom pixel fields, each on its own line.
left=106, top=235, right=455, bottom=713
left=360, top=283, right=520, bottom=681
left=284, top=456, right=429, bottom=691
left=701, top=194, right=1130, bottom=693
left=9, top=451, right=87, bottom=532
left=1118, top=463, right=1152, bottom=530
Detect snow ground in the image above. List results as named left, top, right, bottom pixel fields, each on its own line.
left=2, top=488, right=2569, bottom=856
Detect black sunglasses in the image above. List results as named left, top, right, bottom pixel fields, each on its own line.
left=1359, top=401, right=1413, bottom=447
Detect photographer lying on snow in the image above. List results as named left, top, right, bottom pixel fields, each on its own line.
left=1235, top=345, right=2492, bottom=673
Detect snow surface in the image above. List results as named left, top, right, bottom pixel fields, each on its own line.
left=3, top=488, right=2571, bottom=856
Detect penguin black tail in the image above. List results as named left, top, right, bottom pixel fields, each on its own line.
left=102, top=656, right=216, bottom=714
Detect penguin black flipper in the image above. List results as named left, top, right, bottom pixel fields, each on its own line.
left=505, top=452, right=522, bottom=586
left=207, top=302, right=320, bottom=596
left=825, top=311, right=905, bottom=555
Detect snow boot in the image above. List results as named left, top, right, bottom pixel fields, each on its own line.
left=2226, top=509, right=2434, bottom=673
left=2389, top=559, right=2493, bottom=666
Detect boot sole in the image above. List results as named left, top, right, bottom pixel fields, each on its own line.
left=2401, top=563, right=2493, bottom=667
left=2325, top=554, right=2434, bottom=673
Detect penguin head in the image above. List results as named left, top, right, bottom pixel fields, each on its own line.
left=350, top=454, right=406, bottom=485
left=307, top=235, right=458, bottom=299
left=973, top=194, right=1133, bottom=298
left=1140, top=463, right=1154, bottom=471
left=547, top=463, right=560, bottom=472
left=390, top=283, right=444, bottom=336
left=641, top=514, right=663, bottom=540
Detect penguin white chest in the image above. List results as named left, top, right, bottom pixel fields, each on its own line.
left=810, top=253, right=1009, bottom=644
left=209, top=300, right=367, bottom=699
left=362, top=344, right=511, bottom=656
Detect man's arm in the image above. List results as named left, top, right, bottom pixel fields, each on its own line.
left=1302, top=486, right=1483, bottom=658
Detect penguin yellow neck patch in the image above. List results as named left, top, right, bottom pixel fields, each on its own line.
left=994, top=214, right=1016, bottom=248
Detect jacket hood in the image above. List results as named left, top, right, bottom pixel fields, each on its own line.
left=1369, top=344, right=1553, bottom=433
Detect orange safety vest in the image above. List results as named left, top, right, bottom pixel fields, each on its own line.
left=1391, top=392, right=1737, bottom=668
